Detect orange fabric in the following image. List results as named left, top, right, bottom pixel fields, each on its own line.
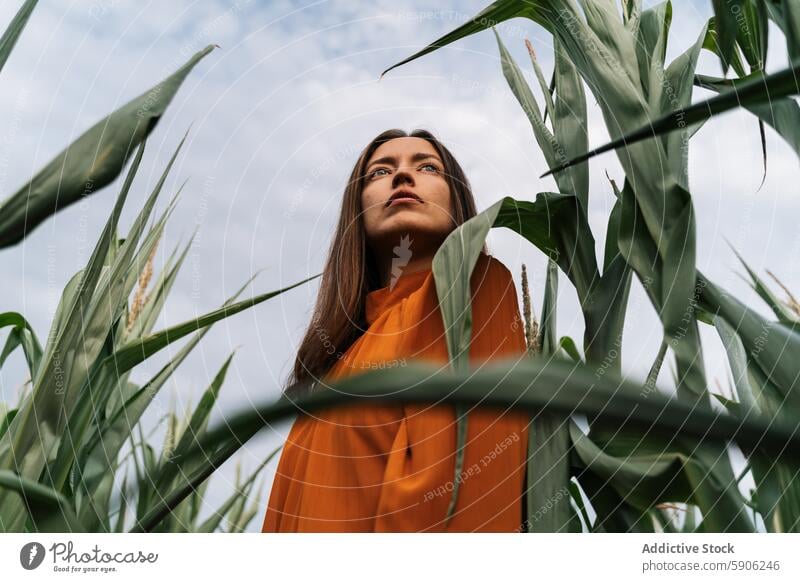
left=262, top=253, right=530, bottom=532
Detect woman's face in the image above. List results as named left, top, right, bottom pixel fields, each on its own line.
left=360, top=137, right=454, bottom=256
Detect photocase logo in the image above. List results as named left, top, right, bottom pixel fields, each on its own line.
left=19, top=542, right=46, bottom=570
left=389, top=234, right=413, bottom=290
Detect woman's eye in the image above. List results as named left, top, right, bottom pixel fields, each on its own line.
left=371, top=168, right=389, bottom=178
left=420, top=164, right=438, bottom=172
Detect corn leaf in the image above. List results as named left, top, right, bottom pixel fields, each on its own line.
left=0, top=469, right=83, bottom=532
left=0, top=45, right=215, bottom=248
left=0, top=0, right=37, bottom=75
left=544, top=61, right=800, bottom=175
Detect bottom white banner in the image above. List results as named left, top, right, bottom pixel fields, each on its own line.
left=1, top=533, right=797, bottom=581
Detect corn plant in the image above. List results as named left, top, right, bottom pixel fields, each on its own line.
left=0, top=0, right=312, bottom=532
left=0, top=133, right=310, bottom=532
left=0, top=0, right=214, bottom=248
left=184, top=0, right=800, bottom=533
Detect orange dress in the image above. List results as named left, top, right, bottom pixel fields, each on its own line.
left=262, top=253, right=530, bottom=532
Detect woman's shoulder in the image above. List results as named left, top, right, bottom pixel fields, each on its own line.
left=469, top=253, right=527, bottom=358
left=469, top=253, right=518, bottom=306
left=473, top=252, right=514, bottom=284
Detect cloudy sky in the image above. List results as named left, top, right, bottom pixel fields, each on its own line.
left=0, top=0, right=796, bottom=532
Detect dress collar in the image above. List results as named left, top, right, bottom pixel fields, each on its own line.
left=365, top=268, right=432, bottom=325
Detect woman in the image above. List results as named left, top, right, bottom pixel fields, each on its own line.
left=262, top=129, right=530, bottom=532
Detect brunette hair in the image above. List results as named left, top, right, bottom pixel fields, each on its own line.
left=285, top=128, right=486, bottom=395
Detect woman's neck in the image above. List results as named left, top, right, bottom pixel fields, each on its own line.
left=376, top=251, right=435, bottom=289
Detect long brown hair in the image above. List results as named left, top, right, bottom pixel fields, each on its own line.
left=286, top=128, right=486, bottom=395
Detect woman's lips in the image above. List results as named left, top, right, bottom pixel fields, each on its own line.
left=387, top=196, right=423, bottom=207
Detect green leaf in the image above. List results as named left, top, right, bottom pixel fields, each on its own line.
left=0, top=45, right=215, bottom=248
left=539, top=259, right=559, bottom=355
left=0, top=137, right=183, bottom=529
left=129, top=432, right=244, bottom=533
left=735, top=0, right=769, bottom=72
left=712, top=315, right=761, bottom=417
left=0, top=312, right=42, bottom=376
left=494, top=32, right=589, bottom=208
left=106, top=273, right=318, bottom=375
left=156, top=353, right=236, bottom=491
left=430, top=192, right=495, bottom=525
left=696, top=72, right=800, bottom=160
left=194, top=360, right=800, bottom=489
left=577, top=468, right=655, bottom=532
left=781, top=0, right=800, bottom=61
left=494, top=31, right=556, bottom=175
left=552, top=38, right=589, bottom=208
left=709, top=311, right=800, bottom=532
left=61, top=274, right=258, bottom=501
left=568, top=479, right=594, bottom=532
left=558, top=336, right=583, bottom=363
left=496, top=195, right=598, bottom=303
left=570, top=422, right=753, bottom=532
left=635, top=2, right=672, bottom=103
left=710, top=0, right=744, bottom=73
left=0, top=0, right=37, bottom=75
left=644, top=339, right=669, bottom=395
left=727, top=242, right=800, bottom=325
left=431, top=192, right=597, bottom=525
left=0, top=138, right=148, bottom=494
left=544, top=61, right=800, bottom=175
left=703, top=16, right=748, bottom=77
left=698, top=271, right=800, bottom=410
left=0, top=469, right=83, bottom=532
left=380, top=1, right=548, bottom=79
left=526, top=413, right=572, bottom=532
left=47, top=269, right=85, bottom=348
left=112, top=472, right=129, bottom=532
left=0, top=409, right=17, bottom=441
left=616, top=180, right=706, bottom=403
left=196, top=446, right=280, bottom=533
left=190, top=359, right=800, bottom=531
left=583, top=178, right=633, bottom=367
left=661, top=15, right=708, bottom=190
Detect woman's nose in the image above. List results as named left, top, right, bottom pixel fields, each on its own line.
left=392, top=168, right=414, bottom=188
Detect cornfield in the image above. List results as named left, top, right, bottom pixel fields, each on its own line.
left=2, top=0, right=800, bottom=534
left=0, top=0, right=311, bottom=532
left=198, top=0, right=800, bottom=533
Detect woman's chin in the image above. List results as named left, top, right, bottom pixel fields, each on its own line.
left=375, top=222, right=449, bottom=242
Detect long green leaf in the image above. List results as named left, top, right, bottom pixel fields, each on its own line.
left=431, top=192, right=596, bottom=525
left=697, top=72, right=800, bottom=159
left=191, top=360, right=800, bottom=479
left=0, top=312, right=42, bottom=376
left=106, top=273, right=318, bottom=375
left=196, top=446, right=280, bottom=533
left=711, top=0, right=745, bottom=73
left=0, top=469, right=83, bottom=532
left=380, top=1, right=548, bottom=79
left=570, top=423, right=753, bottom=532
left=0, top=0, right=37, bottom=75
left=154, top=353, right=236, bottom=492
left=59, top=273, right=260, bottom=503
left=0, top=137, right=139, bottom=529
left=698, top=271, right=800, bottom=410
left=538, top=258, right=559, bottom=355
left=0, top=134, right=185, bottom=531
left=544, top=61, right=800, bottom=176
left=583, top=180, right=632, bottom=367
left=0, top=45, right=215, bottom=248
left=526, top=412, right=572, bottom=532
